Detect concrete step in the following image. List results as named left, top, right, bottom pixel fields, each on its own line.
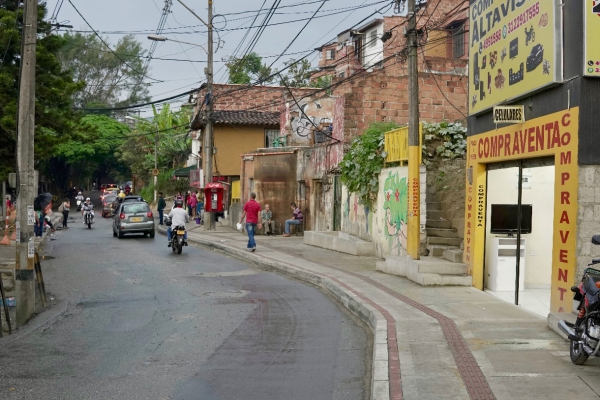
left=426, top=227, right=458, bottom=238
left=426, top=210, right=446, bottom=220
left=426, top=201, right=441, bottom=211
left=443, top=248, right=464, bottom=263
left=427, top=236, right=463, bottom=246
left=376, top=256, right=471, bottom=286
left=425, top=219, right=452, bottom=229
left=427, top=244, right=458, bottom=257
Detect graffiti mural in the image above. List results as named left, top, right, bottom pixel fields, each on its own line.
left=383, top=172, right=408, bottom=251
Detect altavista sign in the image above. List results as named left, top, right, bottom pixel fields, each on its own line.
left=468, top=0, right=563, bottom=115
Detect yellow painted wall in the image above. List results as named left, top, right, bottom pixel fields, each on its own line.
left=213, top=125, right=267, bottom=177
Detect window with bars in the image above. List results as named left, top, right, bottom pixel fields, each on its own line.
left=368, top=30, right=378, bottom=47
left=325, top=49, right=335, bottom=60
left=265, top=129, right=280, bottom=148
left=450, top=22, right=465, bottom=58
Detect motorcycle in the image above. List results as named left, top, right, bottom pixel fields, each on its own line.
left=83, top=209, right=94, bottom=229
left=558, top=235, right=600, bottom=365
left=166, top=217, right=186, bottom=254
left=525, top=24, right=535, bottom=46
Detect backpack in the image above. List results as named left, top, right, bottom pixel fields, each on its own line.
left=58, top=203, right=65, bottom=213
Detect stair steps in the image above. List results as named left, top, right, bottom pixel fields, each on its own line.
left=376, top=256, right=472, bottom=286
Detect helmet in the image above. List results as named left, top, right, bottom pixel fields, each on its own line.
left=174, top=199, right=183, bottom=208
left=86, top=197, right=90, bottom=201
left=119, top=190, right=124, bottom=194
left=78, top=191, right=82, bottom=195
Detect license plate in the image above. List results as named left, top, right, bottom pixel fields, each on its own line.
left=131, top=217, right=143, bottom=222
left=176, top=230, right=185, bottom=235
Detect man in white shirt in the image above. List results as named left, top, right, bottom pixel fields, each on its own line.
left=167, top=199, right=189, bottom=247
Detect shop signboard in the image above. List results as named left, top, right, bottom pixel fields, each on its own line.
left=468, top=0, right=563, bottom=115
left=493, top=105, right=525, bottom=123
left=190, top=169, right=204, bottom=189
left=584, top=0, right=600, bottom=77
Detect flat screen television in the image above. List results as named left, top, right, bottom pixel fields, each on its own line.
left=490, top=204, right=532, bottom=235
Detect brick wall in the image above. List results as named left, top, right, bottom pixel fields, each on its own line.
left=196, top=84, right=318, bottom=114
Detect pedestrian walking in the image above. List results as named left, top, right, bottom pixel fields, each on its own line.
left=282, top=202, right=303, bottom=237
left=157, top=192, right=166, bottom=225
left=197, top=194, right=204, bottom=222
left=239, top=192, right=262, bottom=252
left=58, top=198, right=70, bottom=229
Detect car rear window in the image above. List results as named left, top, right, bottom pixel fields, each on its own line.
left=104, top=195, right=117, bottom=201
left=123, top=203, right=149, bottom=214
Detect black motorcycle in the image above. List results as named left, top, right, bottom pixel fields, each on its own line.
left=166, top=217, right=187, bottom=254
left=558, top=235, right=600, bottom=365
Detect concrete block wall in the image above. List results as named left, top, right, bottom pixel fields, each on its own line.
left=577, top=165, right=600, bottom=279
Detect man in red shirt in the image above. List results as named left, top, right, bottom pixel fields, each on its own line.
left=239, top=192, right=262, bottom=252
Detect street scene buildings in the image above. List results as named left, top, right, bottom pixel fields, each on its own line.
left=2, top=0, right=600, bottom=399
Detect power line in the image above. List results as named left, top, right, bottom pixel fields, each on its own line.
left=77, top=88, right=198, bottom=111
left=66, top=0, right=162, bottom=83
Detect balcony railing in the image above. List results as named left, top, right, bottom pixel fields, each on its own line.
left=384, top=124, right=423, bottom=165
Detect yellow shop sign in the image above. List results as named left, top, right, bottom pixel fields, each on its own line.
left=469, top=0, right=563, bottom=115
left=584, top=0, right=600, bottom=77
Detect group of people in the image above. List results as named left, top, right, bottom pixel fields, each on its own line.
left=156, top=191, right=205, bottom=227
left=239, top=193, right=303, bottom=251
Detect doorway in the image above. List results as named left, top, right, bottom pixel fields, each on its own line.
left=484, top=157, right=555, bottom=317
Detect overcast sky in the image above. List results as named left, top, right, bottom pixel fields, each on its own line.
left=45, top=0, right=397, bottom=111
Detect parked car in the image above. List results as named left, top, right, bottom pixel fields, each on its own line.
left=113, top=201, right=155, bottom=239
left=102, top=194, right=118, bottom=217
left=101, top=187, right=119, bottom=201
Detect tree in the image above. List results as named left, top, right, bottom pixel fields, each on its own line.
left=116, top=104, right=191, bottom=184
left=58, top=32, right=150, bottom=108
left=0, top=1, right=83, bottom=182
left=226, top=52, right=274, bottom=85
left=40, top=115, right=130, bottom=191
left=279, top=58, right=313, bottom=88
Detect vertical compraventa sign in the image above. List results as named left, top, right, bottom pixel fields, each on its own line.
left=468, top=0, right=563, bottom=115
left=464, top=108, right=579, bottom=313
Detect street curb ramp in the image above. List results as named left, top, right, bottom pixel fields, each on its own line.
left=158, top=227, right=390, bottom=400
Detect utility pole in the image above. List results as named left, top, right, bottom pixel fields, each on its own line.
left=204, top=0, right=215, bottom=230
left=15, top=0, right=39, bottom=326
left=175, top=0, right=214, bottom=230
left=154, top=127, right=158, bottom=204
left=406, top=0, right=421, bottom=260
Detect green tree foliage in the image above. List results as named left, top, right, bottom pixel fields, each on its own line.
left=59, top=32, right=150, bottom=108
left=422, top=121, right=467, bottom=160
left=226, top=52, right=274, bottom=85
left=311, top=74, right=333, bottom=95
left=116, top=104, right=191, bottom=184
left=0, top=0, right=83, bottom=182
left=279, top=59, right=313, bottom=88
left=340, top=122, right=400, bottom=209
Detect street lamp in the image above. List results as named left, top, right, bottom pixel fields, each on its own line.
left=147, top=35, right=208, bottom=54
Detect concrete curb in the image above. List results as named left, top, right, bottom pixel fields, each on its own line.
left=158, top=227, right=390, bottom=400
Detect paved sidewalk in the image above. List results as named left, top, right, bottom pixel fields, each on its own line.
left=159, top=223, right=600, bottom=400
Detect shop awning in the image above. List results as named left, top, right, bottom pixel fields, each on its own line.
left=172, top=165, right=196, bottom=178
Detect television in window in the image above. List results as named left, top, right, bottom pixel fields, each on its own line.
left=490, top=204, right=532, bottom=235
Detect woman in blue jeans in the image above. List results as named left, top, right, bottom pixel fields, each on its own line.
left=283, top=202, right=302, bottom=237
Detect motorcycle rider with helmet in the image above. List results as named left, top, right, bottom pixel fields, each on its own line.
left=166, top=199, right=189, bottom=247
left=82, top=197, right=95, bottom=224
left=75, top=191, right=84, bottom=211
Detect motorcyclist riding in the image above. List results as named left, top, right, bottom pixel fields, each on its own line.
left=75, top=191, right=84, bottom=211
left=82, top=197, right=95, bottom=224
left=167, top=199, right=189, bottom=247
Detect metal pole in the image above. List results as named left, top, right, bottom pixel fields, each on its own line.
left=407, top=0, right=420, bottom=260
left=15, top=0, right=38, bottom=327
left=154, top=128, right=158, bottom=204
left=515, top=161, right=523, bottom=305
left=204, top=0, right=215, bottom=230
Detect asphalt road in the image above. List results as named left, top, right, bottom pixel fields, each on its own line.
left=0, top=192, right=371, bottom=400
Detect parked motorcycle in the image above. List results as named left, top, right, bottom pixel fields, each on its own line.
left=558, top=235, right=600, bottom=365
left=166, top=217, right=186, bottom=254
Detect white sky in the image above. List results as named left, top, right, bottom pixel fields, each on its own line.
left=46, top=0, right=396, bottom=111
